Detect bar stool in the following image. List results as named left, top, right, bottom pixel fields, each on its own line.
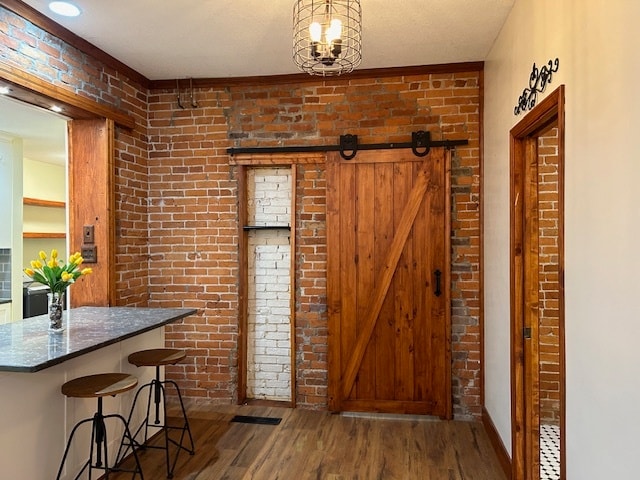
left=56, top=373, right=144, bottom=480
left=117, top=349, right=195, bottom=478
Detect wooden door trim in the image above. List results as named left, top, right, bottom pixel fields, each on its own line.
left=0, top=60, right=135, bottom=129
left=237, top=164, right=249, bottom=405
left=523, top=135, right=540, bottom=479
left=326, top=155, right=341, bottom=411
left=236, top=159, right=301, bottom=406
left=443, top=149, right=452, bottom=419
left=68, top=118, right=115, bottom=307
left=510, top=85, right=565, bottom=480
left=289, top=165, right=298, bottom=407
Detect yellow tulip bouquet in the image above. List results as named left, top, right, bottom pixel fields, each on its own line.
left=24, top=249, right=92, bottom=294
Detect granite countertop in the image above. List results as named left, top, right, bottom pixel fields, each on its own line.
left=0, top=306, right=197, bottom=372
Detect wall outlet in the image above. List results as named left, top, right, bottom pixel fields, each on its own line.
left=81, top=245, right=97, bottom=263
left=83, top=225, right=94, bottom=244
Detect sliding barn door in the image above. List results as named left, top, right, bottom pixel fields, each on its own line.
left=327, top=148, right=451, bottom=417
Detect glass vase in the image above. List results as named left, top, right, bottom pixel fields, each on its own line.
left=48, top=292, right=64, bottom=332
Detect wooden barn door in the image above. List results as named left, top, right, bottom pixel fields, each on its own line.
left=327, top=148, right=451, bottom=417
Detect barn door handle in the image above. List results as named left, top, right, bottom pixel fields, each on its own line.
left=434, top=269, right=442, bottom=297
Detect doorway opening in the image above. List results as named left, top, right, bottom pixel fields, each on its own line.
left=510, top=85, right=565, bottom=480
left=0, top=95, right=68, bottom=322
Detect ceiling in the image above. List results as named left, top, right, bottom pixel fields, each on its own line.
left=0, top=95, right=67, bottom=165
left=19, top=0, right=515, bottom=80
left=1, top=0, right=515, bottom=165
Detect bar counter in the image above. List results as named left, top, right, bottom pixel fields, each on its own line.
left=0, top=306, right=196, bottom=372
left=0, top=306, right=197, bottom=480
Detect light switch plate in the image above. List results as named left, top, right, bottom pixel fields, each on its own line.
left=83, top=225, right=94, bottom=244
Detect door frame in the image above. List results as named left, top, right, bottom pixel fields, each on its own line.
left=510, top=85, right=565, bottom=480
left=232, top=153, right=328, bottom=407
left=0, top=66, right=127, bottom=308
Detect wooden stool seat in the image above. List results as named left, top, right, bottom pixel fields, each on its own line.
left=117, top=348, right=194, bottom=478
left=56, top=373, right=143, bottom=480
left=128, top=348, right=186, bottom=367
left=61, top=373, right=138, bottom=398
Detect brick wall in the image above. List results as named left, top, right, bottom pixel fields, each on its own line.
left=149, top=75, right=482, bottom=416
left=538, top=128, right=560, bottom=425
left=294, top=163, right=328, bottom=408
left=146, top=88, right=235, bottom=401
left=2, top=6, right=483, bottom=418
left=246, top=168, right=292, bottom=401
left=247, top=236, right=292, bottom=400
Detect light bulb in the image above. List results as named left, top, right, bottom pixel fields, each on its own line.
left=326, top=19, right=342, bottom=42
left=309, top=22, right=322, bottom=42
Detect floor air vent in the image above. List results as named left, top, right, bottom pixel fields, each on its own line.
left=230, top=415, right=282, bottom=426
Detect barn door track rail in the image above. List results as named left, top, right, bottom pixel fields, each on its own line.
left=227, top=130, right=468, bottom=160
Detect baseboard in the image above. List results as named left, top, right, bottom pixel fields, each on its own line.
left=481, top=407, right=512, bottom=479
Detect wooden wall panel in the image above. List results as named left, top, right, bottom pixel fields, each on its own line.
left=374, top=163, right=396, bottom=400
left=393, top=161, right=414, bottom=402
left=68, top=118, right=114, bottom=306
left=355, top=163, right=376, bottom=399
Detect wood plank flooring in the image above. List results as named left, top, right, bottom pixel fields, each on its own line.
left=110, top=405, right=507, bottom=480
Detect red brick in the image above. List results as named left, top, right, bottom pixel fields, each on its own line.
left=2, top=5, right=482, bottom=415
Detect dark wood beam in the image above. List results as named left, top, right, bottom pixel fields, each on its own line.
left=150, top=62, right=485, bottom=90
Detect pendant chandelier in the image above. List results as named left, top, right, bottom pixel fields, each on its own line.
left=293, top=0, right=362, bottom=76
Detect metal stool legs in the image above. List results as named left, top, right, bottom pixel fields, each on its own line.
left=56, top=397, right=144, bottom=480
left=117, top=366, right=194, bottom=478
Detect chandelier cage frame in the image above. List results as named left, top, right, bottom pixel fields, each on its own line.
left=293, top=0, right=362, bottom=76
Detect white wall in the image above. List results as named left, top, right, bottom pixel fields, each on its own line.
left=22, top=157, right=67, bottom=269
left=484, top=0, right=640, bottom=477
left=0, top=135, right=23, bottom=319
left=0, top=135, right=15, bottom=249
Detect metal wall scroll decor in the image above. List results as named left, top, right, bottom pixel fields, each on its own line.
left=514, top=58, right=560, bottom=115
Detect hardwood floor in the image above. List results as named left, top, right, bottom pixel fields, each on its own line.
left=110, top=404, right=507, bottom=480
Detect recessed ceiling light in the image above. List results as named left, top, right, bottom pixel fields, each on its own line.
left=51, top=105, right=63, bottom=113
left=48, top=1, right=81, bottom=17
left=0, top=86, right=10, bottom=95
